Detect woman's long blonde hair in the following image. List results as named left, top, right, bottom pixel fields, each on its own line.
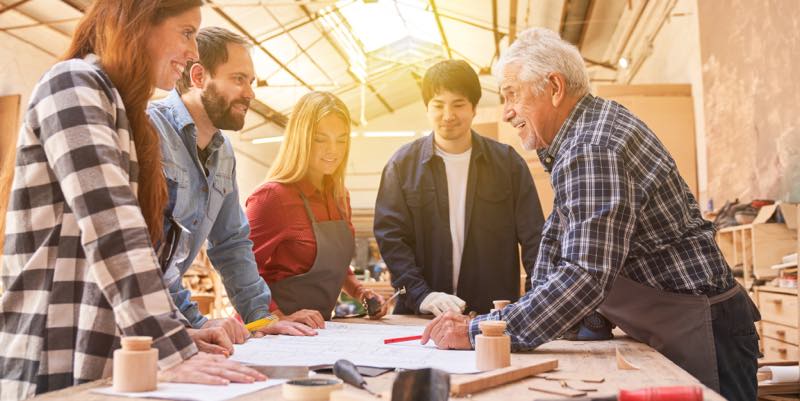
left=268, top=91, right=352, bottom=214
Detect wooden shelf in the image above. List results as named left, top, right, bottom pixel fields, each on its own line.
left=759, top=286, right=800, bottom=296
left=716, top=222, right=797, bottom=287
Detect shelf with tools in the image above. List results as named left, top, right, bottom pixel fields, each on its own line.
left=716, top=205, right=797, bottom=289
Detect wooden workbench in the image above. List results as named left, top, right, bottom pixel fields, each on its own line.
left=29, top=315, right=725, bottom=401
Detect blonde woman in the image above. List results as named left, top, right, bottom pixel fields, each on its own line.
left=246, top=92, right=387, bottom=327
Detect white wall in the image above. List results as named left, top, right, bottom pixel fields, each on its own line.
left=0, top=33, right=57, bottom=121
left=627, top=0, right=708, bottom=206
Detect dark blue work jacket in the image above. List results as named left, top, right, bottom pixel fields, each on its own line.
left=374, top=132, right=545, bottom=314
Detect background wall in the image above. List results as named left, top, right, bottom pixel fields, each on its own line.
left=0, top=33, right=55, bottom=121
left=697, top=0, right=800, bottom=204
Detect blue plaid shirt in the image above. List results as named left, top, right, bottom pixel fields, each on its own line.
left=469, top=94, right=735, bottom=351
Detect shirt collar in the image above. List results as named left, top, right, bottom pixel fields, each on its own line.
left=165, top=89, right=197, bottom=133
left=296, top=176, right=331, bottom=197
left=537, top=93, right=595, bottom=172
left=421, top=130, right=485, bottom=164
left=165, top=89, right=225, bottom=152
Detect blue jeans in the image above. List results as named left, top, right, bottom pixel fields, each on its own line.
left=712, top=289, right=760, bottom=401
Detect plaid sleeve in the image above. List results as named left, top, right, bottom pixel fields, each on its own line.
left=470, top=144, right=637, bottom=351
left=34, top=65, right=196, bottom=368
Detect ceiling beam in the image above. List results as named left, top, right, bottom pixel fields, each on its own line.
left=576, top=0, right=596, bottom=49
left=263, top=5, right=336, bottom=85
left=5, top=5, right=75, bottom=38
left=558, top=0, right=570, bottom=37
left=207, top=0, right=313, bottom=91
left=1, top=30, right=58, bottom=57
left=325, top=5, right=394, bottom=114
left=491, top=0, right=501, bottom=60
left=59, top=0, right=86, bottom=13
left=508, top=0, right=518, bottom=43
left=259, top=10, right=320, bottom=42
left=428, top=0, right=452, bottom=59
left=583, top=57, right=617, bottom=71
left=249, top=100, right=288, bottom=128
left=0, top=17, right=80, bottom=32
left=0, top=0, right=31, bottom=16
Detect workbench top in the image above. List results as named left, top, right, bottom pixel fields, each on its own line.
left=29, top=315, right=725, bottom=401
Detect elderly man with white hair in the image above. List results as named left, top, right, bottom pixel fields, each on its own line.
left=422, top=28, right=759, bottom=401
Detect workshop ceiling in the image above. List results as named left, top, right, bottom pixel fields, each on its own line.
left=1, top=0, right=660, bottom=141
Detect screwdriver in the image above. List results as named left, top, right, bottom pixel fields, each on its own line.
left=333, top=359, right=382, bottom=398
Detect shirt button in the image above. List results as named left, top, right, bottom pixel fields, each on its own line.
left=545, top=156, right=553, bottom=163
left=193, top=220, right=198, bottom=226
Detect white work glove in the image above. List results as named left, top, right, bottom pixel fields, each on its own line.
left=419, top=292, right=466, bottom=316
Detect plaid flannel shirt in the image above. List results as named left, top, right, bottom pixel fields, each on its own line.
left=1, top=55, right=196, bottom=400
left=469, top=94, right=735, bottom=351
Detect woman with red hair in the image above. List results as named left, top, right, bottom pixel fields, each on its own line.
left=0, top=1, right=264, bottom=398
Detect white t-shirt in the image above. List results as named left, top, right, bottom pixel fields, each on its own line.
left=434, top=145, right=472, bottom=294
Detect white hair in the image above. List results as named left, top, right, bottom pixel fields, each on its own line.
left=494, top=28, right=589, bottom=97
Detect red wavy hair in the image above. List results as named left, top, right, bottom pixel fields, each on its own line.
left=63, top=0, right=202, bottom=244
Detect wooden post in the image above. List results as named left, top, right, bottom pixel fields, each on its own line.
left=0, top=95, right=21, bottom=283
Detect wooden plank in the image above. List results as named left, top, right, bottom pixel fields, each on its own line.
left=760, top=286, right=800, bottom=296
left=0, top=94, right=21, bottom=273
left=450, top=359, right=559, bottom=396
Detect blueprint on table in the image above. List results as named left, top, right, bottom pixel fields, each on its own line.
left=229, top=322, right=480, bottom=374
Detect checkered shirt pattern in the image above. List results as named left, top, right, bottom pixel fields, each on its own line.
left=470, top=94, right=736, bottom=351
left=1, top=55, right=196, bottom=400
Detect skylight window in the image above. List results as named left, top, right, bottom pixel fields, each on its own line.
left=326, top=0, right=441, bottom=53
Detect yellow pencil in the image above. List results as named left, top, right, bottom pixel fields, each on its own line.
left=245, top=315, right=279, bottom=332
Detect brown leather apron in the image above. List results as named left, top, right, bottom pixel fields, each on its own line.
left=598, top=275, right=751, bottom=392
left=268, top=190, right=354, bottom=320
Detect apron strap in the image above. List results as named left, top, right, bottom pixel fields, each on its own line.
left=297, top=184, right=347, bottom=224
left=297, top=190, right=318, bottom=224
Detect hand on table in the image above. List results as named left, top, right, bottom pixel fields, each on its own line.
left=186, top=326, right=234, bottom=356
left=421, top=311, right=473, bottom=350
left=281, top=309, right=325, bottom=329
left=202, top=317, right=249, bottom=344
left=251, top=320, right=318, bottom=337
left=159, top=352, right=266, bottom=385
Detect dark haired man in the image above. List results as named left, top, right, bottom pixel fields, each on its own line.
left=148, top=27, right=316, bottom=352
left=374, top=60, right=545, bottom=315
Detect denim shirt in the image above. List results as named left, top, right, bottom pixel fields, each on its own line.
left=374, top=132, right=545, bottom=314
left=147, top=90, right=270, bottom=328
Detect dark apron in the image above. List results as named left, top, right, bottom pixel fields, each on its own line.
left=268, top=190, right=354, bottom=320
left=598, top=275, right=753, bottom=392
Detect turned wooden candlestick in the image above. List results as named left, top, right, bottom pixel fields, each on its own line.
left=491, top=300, right=510, bottom=313
left=113, top=336, right=158, bottom=392
left=475, top=320, right=511, bottom=371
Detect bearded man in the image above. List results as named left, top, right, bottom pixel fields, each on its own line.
left=148, top=27, right=316, bottom=354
